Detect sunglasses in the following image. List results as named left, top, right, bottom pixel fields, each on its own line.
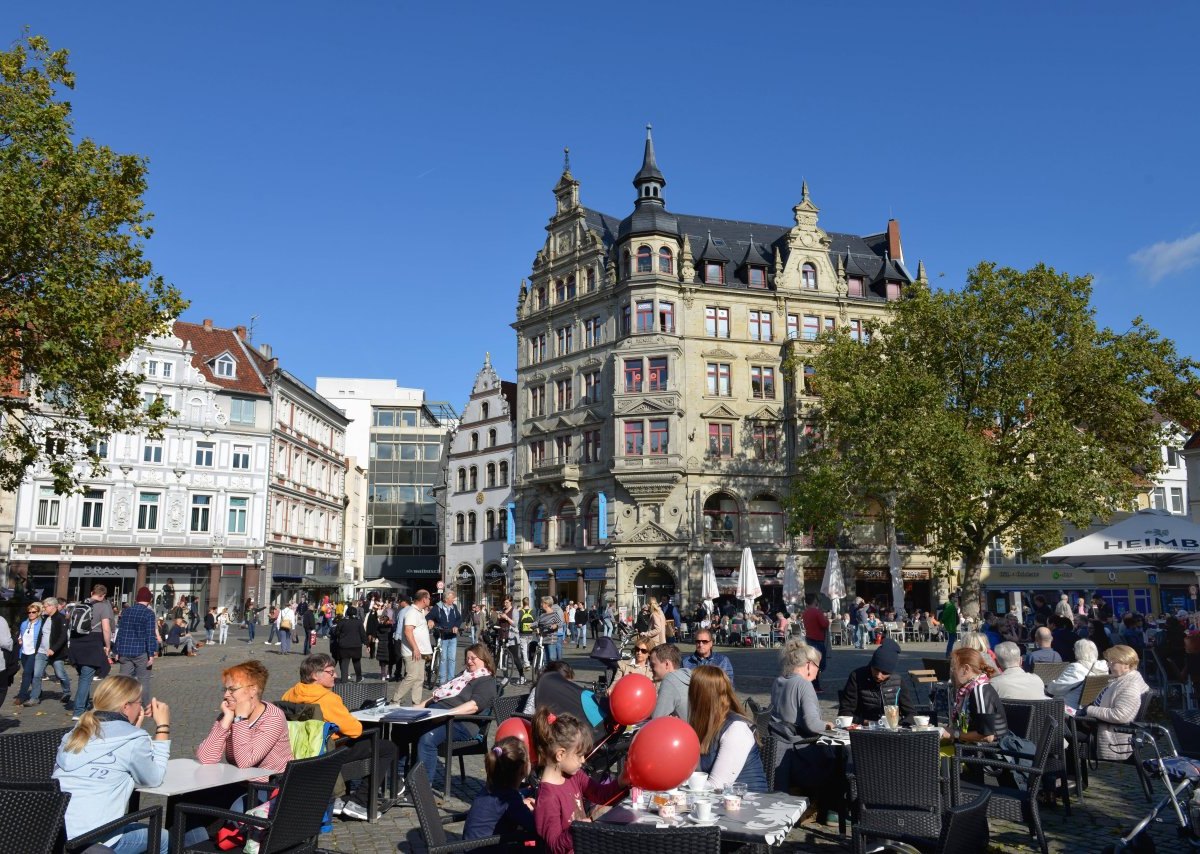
left=634, top=647, right=649, bottom=653
left=696, top=639, right=713, bottom=645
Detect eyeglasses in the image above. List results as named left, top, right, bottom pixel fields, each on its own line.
left=321, top=668, right=337, bottom=675
left=634, top=647, right=649, bottom=654
left=26, top=609, right=39, bottom=614
left=222, top=684, right=249, bottom=695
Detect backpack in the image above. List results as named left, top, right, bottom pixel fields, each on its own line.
left=519, top=608, right=535, bottom=634
left=67, top=601, right=94, bottom=637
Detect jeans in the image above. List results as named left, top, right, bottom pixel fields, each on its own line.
left=119, top=654, right=152, bottom=708
left=218, top=624, right=228, bottom=644
left=48, top=655, right=72, bottom=701
left=205, top=629, right=214, bottom=643
left=107, top=824, right=169, bottom=854
left=74, top=663, right=98, bottom=716
left=548, top=636, right=563, bottom=662
left=279, top=630, right=291, bottom=655
left=267, top=624, right=278, bottom=644
left=854, top=624, right=869, bottom=649
left=439, top=636, right=457, bottom=684
left=945, top=631, right=958, bottom=657
left=417, top=722, right=474, bottom=785
left=18, top=652, right=46, bottom=702
left=246, top=619, right=255, bottom=642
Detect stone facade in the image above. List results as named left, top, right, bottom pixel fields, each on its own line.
left=510, top=132, right=934, bottom=615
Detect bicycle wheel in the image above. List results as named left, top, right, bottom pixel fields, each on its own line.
left=424, top=646, right=440, bottom=689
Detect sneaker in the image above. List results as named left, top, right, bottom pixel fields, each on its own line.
left=340, top=800, right=377, bottom=821
left=71, top=716, right=80, bottom=722
left=331, top=797, right=345, bottom=817
left=264, top=641, right=272, bottom=645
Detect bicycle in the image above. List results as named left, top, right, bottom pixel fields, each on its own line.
left=423, top=636, right=442, bottom=690
left=485, top=627, right=524, bottom=684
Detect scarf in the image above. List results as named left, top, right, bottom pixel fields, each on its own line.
left=951, top=671, right=989, bottom=722
left=431, top=665, right=491, bottom=701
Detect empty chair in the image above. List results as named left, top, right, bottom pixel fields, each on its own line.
left=866, top=790, right=991, bottom=854
left=571, top=821, right=721, bottom=854
left=0, top=726, right=72, bottom=783
left=850, top=729, right=943, bottom=854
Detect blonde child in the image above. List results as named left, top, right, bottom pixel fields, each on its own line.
left=216, top=608, right=230, bottom=644
left=463, top=735, right=536, bottom=846
left=532, top=708, right=625, bottom=854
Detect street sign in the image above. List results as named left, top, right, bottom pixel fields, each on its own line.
left=436, top=580, right=444, bottom=592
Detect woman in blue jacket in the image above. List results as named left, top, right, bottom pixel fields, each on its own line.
left=53, top=675, right=171, bottom=854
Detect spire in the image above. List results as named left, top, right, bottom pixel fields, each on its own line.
left=917, top=259, right=928, bottom=284
left=484, top=351, right=492, bottom=368
left=563, top=147, right=571, bottom=175
left=801, top=178, right=810, bottom=202
left=633, top=124, right=665, bottom=186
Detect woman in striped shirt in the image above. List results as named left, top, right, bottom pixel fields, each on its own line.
left=196, top=660, right=292, bottom=781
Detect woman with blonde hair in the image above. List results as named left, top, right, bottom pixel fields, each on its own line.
left=688, top=664, right=767, bottom=792
left=639, top=596, right=667, bottom=649
left=954, top=630, right=997, bottom=666
left=53, top=675, right=171, bottom=853
left=1074, top=644, right=1149, bottom=760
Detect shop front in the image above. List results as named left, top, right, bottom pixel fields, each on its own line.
left=454, top=564, right=477, bottom=610
left=582, top=567, right=608, bottom=610
left=980, top=564, right=1173, bottom=619
left=853, top=567, right=933, bottom=615
left=270, top=553, right=345, bottom=607
left=481, top=564, right=507, bottom=609
left=632, top=562, right=676, bottom=608
left=143, top=565, right=212, bottom=618
left=526, top=568, right=550, bottom=605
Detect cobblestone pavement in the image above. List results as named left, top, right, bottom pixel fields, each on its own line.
left=2, top=630, right=1183, bottom=852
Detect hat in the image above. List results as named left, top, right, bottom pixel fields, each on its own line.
left=135, top=586, right=153, bottom=604
left=870, top=638, right=901, bottom=674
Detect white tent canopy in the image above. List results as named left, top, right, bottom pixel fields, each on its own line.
left=1042, top=508, right=1200, bottom=571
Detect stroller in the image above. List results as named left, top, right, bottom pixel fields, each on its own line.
left=1103, top=724, right=1200, bottom=852
left=589, top=635, right=622, bottom=691
left=529, top=670, right=630, bottom=778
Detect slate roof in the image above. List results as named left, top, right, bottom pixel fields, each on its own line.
left=174, top=320, right=271, bottom=397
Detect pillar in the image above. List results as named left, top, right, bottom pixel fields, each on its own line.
left=208, top=563, right=221, bottom=610
left=56, top=561, right=71, bottom=601
left=244, top=563, right=260, bottom=611
left=135, top=562, right=148, bottom=594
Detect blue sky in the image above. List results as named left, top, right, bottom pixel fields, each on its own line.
left=8, top=2, right=1200, bottom=408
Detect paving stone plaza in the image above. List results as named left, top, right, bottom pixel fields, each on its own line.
left=4, top=630, right=1178, bottom=853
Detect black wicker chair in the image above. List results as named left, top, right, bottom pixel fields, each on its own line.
left=0, top=783, right=71, bottom=854
left=492, top=692, right=530, bottom=727
left=407, top=762, right=502, bottom=853
left=331, top=679, right=387, bottom=710
left=435, top=687, right=502, bottom=799
left=571, top=820, right=720, bottom=854
left=849, top=729, right=943, bottom=854
left=67, top=804, right=165, bottom=854
left=953, top=717, right=1057, bottom=854
left=0, top=726, right=73, bottom=783
left=1170, top=709, right=1200, bottom=759
left=760, top=732, right=781, bottom=793
left=867, top=790, right=990, bottom=854
left=168, top=750, right=343, bottom=854
left=1002, top=698, right=1073, bottom=811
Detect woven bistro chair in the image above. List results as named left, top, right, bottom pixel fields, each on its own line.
left=436, top=686, right=503, bottom=799
left=868, top=790, right=991, bottom=854
left=1170, top=709, right=1200, bottom=759
left=849, top=729, right=944, bottom=854
left=1031, top=661, right=1070, bottom=683
left=331, top=679, right=388, bottom=710
left=407, top=762, right=503, bottom=853
left=571, top=821, right=721, bottom=854
left=0, top=726, right=72, bottom=783
left=67, top=802, right=165, bottom=854
left=1002, top=698, right=1074, bottom=811
left=492, top=692, right=530, bottom=727
left=0, top=783, right=71, bottom=854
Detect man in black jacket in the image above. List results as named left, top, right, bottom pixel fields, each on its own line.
left=41, top=598, right=73, bottom=707
left=837, top=638, right=916, bottom=725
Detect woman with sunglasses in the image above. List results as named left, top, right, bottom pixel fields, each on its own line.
left=611, top=641, right=653, bottom=686
left=196, top=660, right=291, bottom=781
left=15, top=602, right=47, bottom=707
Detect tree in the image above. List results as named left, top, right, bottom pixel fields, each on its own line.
left=0, top=34, right=186, bottom=492
left=785, top=262, right=1200, bottom=618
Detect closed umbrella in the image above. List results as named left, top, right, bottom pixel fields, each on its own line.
left=820, top=549, right=846, bottom=617
left=782, top=554, right=802, bottom=611
left=737, top=547, right=762, bottom=617
left=889, top=538, right=906, bottom=619
left=701, top=553, right=720, bottom=617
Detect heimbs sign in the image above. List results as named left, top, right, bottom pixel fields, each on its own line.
left=1104, top=529, right=1200, bottom=552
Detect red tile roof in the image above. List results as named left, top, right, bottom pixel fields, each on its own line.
left=174, top=319, right=271, bottom=397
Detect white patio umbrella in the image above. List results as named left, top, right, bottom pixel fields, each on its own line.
left=820, top=549, right=846, bottom=617
left=736, top=547, right=762, bottom=616
left=889, top=538, right=906, bottom=619
left=1042, top=508, right=1200, bottom=570
left=701, top=553, right=720, bottom=617
left=782, top=554, right=803, bottom=610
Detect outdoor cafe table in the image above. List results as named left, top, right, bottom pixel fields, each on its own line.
left=351, top=704, right=457, bottom=802
left=598, top=790, right=810, bottom=848
left=130, top=757, right=272, bottom=825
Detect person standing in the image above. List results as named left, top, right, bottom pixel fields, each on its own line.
left=301, top=604, right=316, bottom=655
left=941, top=596, right=960, bottom=657
left=278, top=602, right=295, bottom=655
left=15, top=602, right=48, bottom=707
left=518, top=598, right=535, bottom=674
left=266, top=605, right=280, bottom=645
left=204, top=607, right=217, bottom=645
left=536, top=597, right=563, bottom=664
left=69, top=584, right=114, bottom=719
left=431, top=591, right=462, bottom=685
left=42, top=598, right=73, bottom=708
left=217, top=608, right=230, bottom=645
left=394, top=589, right=432, bottom=705
left=114, top=586, right=160, bottom=709
left=0, top=613, right=16, bottom=709
left=801, top=593, right=830, bottom=692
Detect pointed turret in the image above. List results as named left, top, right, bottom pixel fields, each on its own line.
left=618, top=125, right=677, bottom=239
left=633, top=124, right=666, bottom=189
left=917, top=259, right=928, bottom=284
left=553, top=147, right=580, bottom=215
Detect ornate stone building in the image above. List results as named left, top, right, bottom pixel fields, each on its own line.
left=510, top=130, right=935, bottom=614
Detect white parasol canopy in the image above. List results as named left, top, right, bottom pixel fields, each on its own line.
left=889, top=538, right=906, bottom=619
left=1042, top=508, right=1200, bottom=571
left=782, top=554, right=803, bottom=609
left=820, top=549, right=846, bottom=617
left=736, top=547, right=762, bottom=616
left=701, top=553, right=720, bottom=617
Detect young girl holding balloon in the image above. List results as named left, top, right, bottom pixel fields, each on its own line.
left=532, top=708, right=627, bottom=854
left=463, top=736, right=537, bottom=847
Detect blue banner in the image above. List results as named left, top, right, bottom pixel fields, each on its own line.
left=598, top=493, right=608, bottom=540
left=526, top=569, right=550, bottom=581
left=583, top=568, right=607, bottom=581
left=556, top=568, right=578, bottom=581
left=506, top=502, right=516, bottom=545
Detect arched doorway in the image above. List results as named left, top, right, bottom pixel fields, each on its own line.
left=454, top=564, right=476, bottom=610
left=482, top=564, right=506, bottom=608
left=633, top=561, right=676, bottom=607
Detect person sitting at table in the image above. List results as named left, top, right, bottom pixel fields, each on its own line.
left=1045, top=638, right=1109, bottom=709
left=1071, top=644, right=1149, bottom=760
left=196, top=659, right=292, bottom=781
left=53, top=675, right=171, bottom=854
left=281, top=652, right=398, bottom=821
left=464, top=735, right=537, bottom=850
left=610, top=639, right=652, bottom=685
left=413, top=642, right=498, bottom=791
left=688, top=665, right=767, bottom=792
left=837, top=637, right=916, bottom=726
left=649, top=643, right=691, bottom=720
left=941, top=647, right=1008, bottom=746
left=682, top=628, right=736, bottom=686
left=1023, top=626, right=1062, bottom=671
left=991, top=641, right=1047, bottom=700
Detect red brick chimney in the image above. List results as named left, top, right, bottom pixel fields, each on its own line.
left=235, top=325, right=247, bottom=340
left=202, top=318, right=214, bottom=331
left=267, top=357, right=279, bottom=374
left=886, top=219, right=903, bottom=263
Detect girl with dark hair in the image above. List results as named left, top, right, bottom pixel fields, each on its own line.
left=463, top=736, right=537, bottom=849
left=688, top=664, right=767, bottom=792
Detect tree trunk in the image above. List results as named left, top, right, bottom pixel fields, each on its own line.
left=958, top=550, right=986, bottom=619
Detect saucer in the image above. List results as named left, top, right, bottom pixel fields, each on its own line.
left=687, top=814, right=719, bottom=826
left=913, top=725, right=939, bottom=732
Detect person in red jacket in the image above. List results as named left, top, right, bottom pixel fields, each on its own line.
left=801, top=593, right=830, bottom=691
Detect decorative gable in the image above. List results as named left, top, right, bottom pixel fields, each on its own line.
left=625, top=521, right=678, bottom=544
left=701, top=403, right=741, bottom=420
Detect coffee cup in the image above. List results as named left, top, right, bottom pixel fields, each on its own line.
left=834, top=716, right=853, bottom=729
left=688, top=771, right=709, bottom=791
left=914, top=715, right=930, bottom=727
left=693, top=799, right=713, bottom=821
left=723, top=792, right=742, bottom=810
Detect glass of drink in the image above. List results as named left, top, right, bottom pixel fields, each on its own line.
left=884, top=704, right=900, bottom=730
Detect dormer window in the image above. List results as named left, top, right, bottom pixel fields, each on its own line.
left=802, top=263, right=818, bottom=289
left=848, top=277, right=864, bottom=297
left=748, top=266, right=767, bottom=288
left=636, top=245, right=652, bottom=274
left=705, top=262, right=724, bottom=284
left=214, top=354, right=235, bottom=378
left=886, top=281, right=901, bottom=301
left=658, top=247, right=673, bottom=274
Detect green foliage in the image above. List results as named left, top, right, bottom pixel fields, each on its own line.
left=0, top=33, right=186, bottom=492
left=785, top=262, right=1200, bottom=617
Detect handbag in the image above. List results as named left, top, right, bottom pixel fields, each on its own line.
left=216, top=789, right=277, bottom=852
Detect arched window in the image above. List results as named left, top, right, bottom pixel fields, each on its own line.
left=456, top=468, right=467, bottom=492
left=557, top=501, right=576, bottom=547
left=636, top=245, right=652, bottom=273
left=658, top=247, right=673, bottom=274
left=749, top=494, right=784, bottom=543
left=703, top=492, right=740, bottom=544
left=481, top=402, right=489, bottom=420
left=471, top=432, right=479, bottom=451
left=499, top=461, right=509, bottom=486
left=468, top=511, right=477, bottom=542
left=488, top=428, right=497, bottom=447
left=530, top=504, right=546, bottom=548
left=486, top=463, right=496, bottom=488
left=586, top=268, right=596, bottom=292
left=486, top=509, right=496, bottom=540
left=582, top=495, right=599, bottom=547
left=498, top=508, right=508, bottom=541
left=566, top=275, right=576, bottom=299
left=802, top=263, right=817, bottom=289
left=469, top=466, right=478, bottom=491
left=536, top=287, right=547, bottom=309
left=455, top=513, right=465, bottom=542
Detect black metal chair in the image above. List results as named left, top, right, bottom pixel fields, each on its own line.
left=1002, top=698, right=1073, bottom=811
left=492, top=692, right=529, bottom=727
left=953, top=718, right=1057, bottom=854
left=0, top=726, right=73, bottom=783
left=331, top=679, right=387, bottom=709
left=436, top=687, right=502, bottom=799
left=1170, top=709, right=1200, bottom=759
left=571, top=820, right=721, bottom=854
left=0, top=783, right=71, bottom=854
left=866, top=790, right=990, bottom=854
left=849, top=729, right=943, bottom=854
left=406, top=762, right=502, bottom=853
left=169, top=750, right=344, bottom=854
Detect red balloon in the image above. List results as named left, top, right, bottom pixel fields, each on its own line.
left=609, top=673, right=656, bottom=725
left=625, top=717, right=701, bottom=791
left=494, top=717, right=536, bottom=763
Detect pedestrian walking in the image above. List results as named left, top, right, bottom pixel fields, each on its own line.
left=279, top=602, right=295, bottom=655
left=42, top=598, right=73, bottom=707
left=431, top=590, right=462, bottom=684
left=217, top=607, right=230, bottom=644
left=113, top=586, right=160, bottom=709
left=204, top=607, right=217, bottom=644
left=68, top=584, right=114, bottom=719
